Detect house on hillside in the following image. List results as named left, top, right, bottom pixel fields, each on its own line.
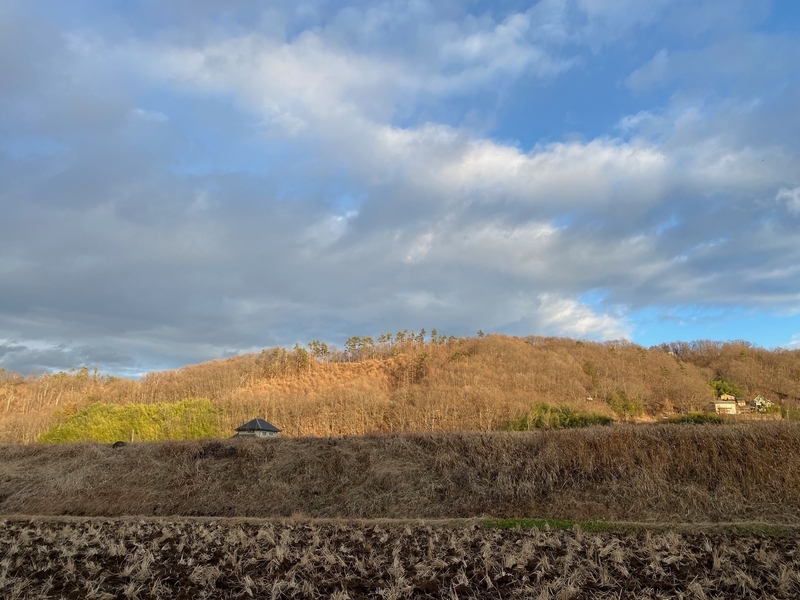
left=712, top=399, right=737, bottom=415
left=233, top=418, right=281, bottom=438
left=753, top=395, right=775, bottom=413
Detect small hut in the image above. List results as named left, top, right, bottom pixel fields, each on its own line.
left=234, top=418, right=281, bottom=438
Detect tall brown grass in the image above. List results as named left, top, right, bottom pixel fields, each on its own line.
left=2, top=335, right=800, bottom=443
left=2, top=423, right=800, bottom=523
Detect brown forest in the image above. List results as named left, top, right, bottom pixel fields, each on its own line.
left=2, top=334, right=800, bottom=444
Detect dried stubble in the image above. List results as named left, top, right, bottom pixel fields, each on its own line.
left=1, top=517, right=800, bottom=599
left=2, top=423, right=800, bottom=523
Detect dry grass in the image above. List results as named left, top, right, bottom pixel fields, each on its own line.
left=4, top=335, right=800, bottom=444
left=1, top=516, right=799, bottom=599
left=3, top=424, right=800, bottom=523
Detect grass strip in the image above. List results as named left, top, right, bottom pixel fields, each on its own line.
left=478, top=517, right=798, bottom=537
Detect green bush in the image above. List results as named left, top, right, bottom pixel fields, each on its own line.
left=783, top=406, right=800, bottom=421
left=507, top=404, right=613, bottom=430
left=709, top=377, right=743, bottom=398
left=39, top=398, right=221, bottom=443
left=606, top=389, right=643, bottom=422
left=663, top=412, right=725, bottom=425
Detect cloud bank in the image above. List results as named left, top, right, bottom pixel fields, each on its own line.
left=1, top=0, right=799, bottom=374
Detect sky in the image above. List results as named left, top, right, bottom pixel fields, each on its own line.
left=1, top=0, right=800, bottom=376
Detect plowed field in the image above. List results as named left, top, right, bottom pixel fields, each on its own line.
left=2, top=517, right=799, bottom=599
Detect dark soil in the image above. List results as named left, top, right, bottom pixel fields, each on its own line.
left=1, top=516, right=799, bottom=599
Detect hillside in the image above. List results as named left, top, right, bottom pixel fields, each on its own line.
left=2, top=424, right=800, bottom=522
left=2, top=334, right=800, bottom=443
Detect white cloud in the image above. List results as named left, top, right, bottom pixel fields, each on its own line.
left=627, top=34, right=800, bottom=94
left=437, top=12, right=574, bottom=81
left=133, top=24, right=567, bottom=131
left=528, top=0, right=673, bottom=49
left=430, top=136, right=668, bottom=210
left=188, top=191, right=215, bottom=213
left=417, top=220, right=558, bottom=276
left=404, top=232, right=434, bottom=264
left=682, top=138, right=791, bottom=191
left=626, top=48, right=670, bottom=93
left=536, top=293, right=631, bottom=340
left=396, top=290, right=451, bottom=311
left=777, top=187, right=800, bottom=216
left=303, top=211, right=358, bottom=247
left=123, top=32, right=674, bottom=222
left=60, top=24, right=800, bottom=315
left=129, top=108, right=168, bottom=123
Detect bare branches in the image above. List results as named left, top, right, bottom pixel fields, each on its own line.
left=2, top=335, right=800, bottom=444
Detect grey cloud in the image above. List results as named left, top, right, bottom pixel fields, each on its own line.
left=0, top=342, right=27, bottom=359
left=0, top=11, right=63, bottom=98
left=0, top=339, right=136, bottom=376
left=1, top=1, right=800, bottom=375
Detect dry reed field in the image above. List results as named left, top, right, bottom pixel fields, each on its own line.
left=3, top=335, right=800, bottom=444
left=1, top=516, right=799, bottom=599
left=3, top=424, right=800, bottom=523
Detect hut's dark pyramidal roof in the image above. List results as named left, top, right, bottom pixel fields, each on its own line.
left=236, top=418, right=281, bottom=433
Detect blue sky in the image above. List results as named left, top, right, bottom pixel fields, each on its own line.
left=1, top=0, right=800, bottom=375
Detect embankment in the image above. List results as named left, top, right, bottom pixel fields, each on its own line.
left=2, top=423, right=800, bottom=522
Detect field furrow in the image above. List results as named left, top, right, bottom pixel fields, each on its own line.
left=1, top=517, right=799, bottom=599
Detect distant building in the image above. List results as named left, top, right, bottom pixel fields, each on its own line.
left=234, top=418, right=281, bottom=438
left=712, top=400, right=737, bottom=415
left=753, top=395, right=775, bottom=413
left=719, top=393, right=735, bottom=401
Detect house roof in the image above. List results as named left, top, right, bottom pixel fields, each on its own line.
left=235, top=418, right=281, bottom=433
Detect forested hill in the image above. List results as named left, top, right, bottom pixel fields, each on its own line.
left=2, top=334, right=800, bottom=443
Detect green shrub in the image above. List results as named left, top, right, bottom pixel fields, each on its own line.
left=507, top=404, right=613, bottom=430
left=606, top=389, right=643, bottom=421
left=709, top=377, right=743, bottom=398
left=783, top=406, right=800, bottom=421
left=39, top=398, right=221, bottom=443
left=663, top=412, right=725, bottom=425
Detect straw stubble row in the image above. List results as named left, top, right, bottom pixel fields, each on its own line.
left=1, top=517, right=799, bottom=599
